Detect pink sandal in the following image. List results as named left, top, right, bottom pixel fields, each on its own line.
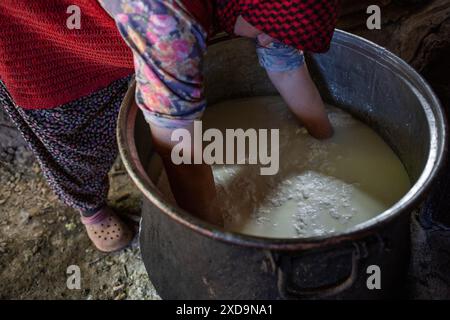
left=81, top=207, right=134, bottom=253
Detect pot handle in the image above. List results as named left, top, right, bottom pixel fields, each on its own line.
left=276, top=242, right=364, bottom=299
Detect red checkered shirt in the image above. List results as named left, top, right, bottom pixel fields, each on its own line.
left=215, top=0, right=340, bottom=53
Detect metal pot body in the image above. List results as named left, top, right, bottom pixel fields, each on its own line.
left=140, top=200, right=409, bottom=299
left=117, top=31, right=447, bottom=299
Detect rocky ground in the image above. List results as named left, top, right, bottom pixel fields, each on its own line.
left=0, top=154, right=160, bottom=300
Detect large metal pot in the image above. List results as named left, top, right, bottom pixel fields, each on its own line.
left=117, top=30, right=447, bottom=299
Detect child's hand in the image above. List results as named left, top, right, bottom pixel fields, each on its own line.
left=234, top=15, right=275, bottom=47
left=257, top=33, right=275, bottom=47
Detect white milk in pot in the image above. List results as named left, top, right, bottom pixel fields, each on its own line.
left=154, top=96, right=411, bottom=238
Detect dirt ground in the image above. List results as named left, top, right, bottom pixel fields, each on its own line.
left=0, top=156, right=160, bottom=300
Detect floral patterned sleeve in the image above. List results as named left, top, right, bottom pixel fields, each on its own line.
left=99, top=0, right=208, bottom=129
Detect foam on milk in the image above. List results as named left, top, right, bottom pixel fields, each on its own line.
left=154, top=96, right=411, bottom=238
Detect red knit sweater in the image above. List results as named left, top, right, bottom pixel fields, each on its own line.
left=0, top=0, right=212, bottom=110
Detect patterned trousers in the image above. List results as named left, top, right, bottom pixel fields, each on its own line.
left=0, top=76, right=132, bottom=214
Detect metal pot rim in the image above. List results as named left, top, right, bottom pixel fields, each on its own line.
left=117, top=29, right=448, bottom=250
